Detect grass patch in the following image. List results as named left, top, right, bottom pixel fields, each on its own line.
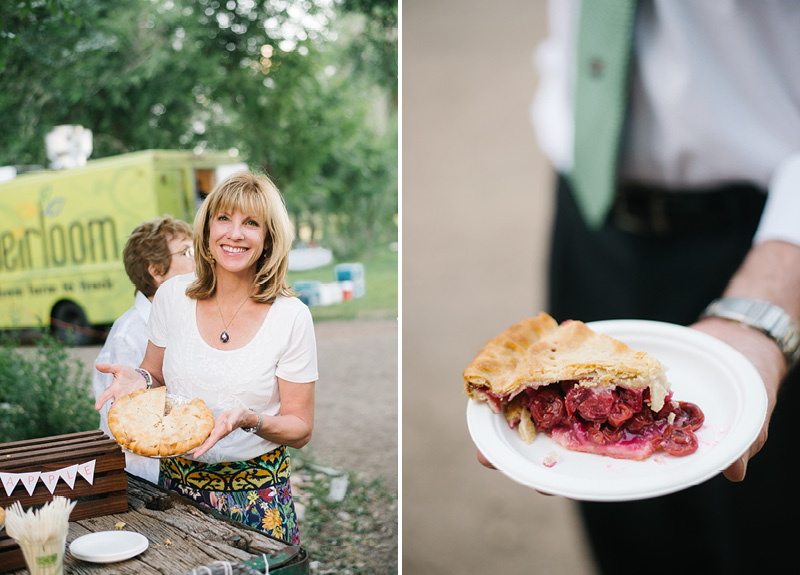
left=286, top=248, right=398, bottom=322
left=290, top=448, right=398, bottom=575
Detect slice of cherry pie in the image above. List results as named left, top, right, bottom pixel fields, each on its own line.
left=464, top=313, right=704, bottom=460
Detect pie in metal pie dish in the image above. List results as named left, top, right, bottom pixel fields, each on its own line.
left=108, top=387, right=214, bottom=457
left=464, top=313, right=705, bottom=460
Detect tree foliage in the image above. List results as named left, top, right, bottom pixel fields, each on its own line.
left=0, top=0, right=397, bottom=256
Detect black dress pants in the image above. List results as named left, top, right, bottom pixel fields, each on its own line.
left=548, top=176, right=797, bottom=574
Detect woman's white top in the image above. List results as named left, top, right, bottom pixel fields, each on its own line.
left=146, top=273, right=319, bottom=464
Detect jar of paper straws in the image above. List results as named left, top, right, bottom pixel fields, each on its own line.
left=5, top=497, right=76, bottom=575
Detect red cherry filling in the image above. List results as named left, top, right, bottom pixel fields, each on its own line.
left=522, top=383, right=702, bottom=460
left=528, top=387, right=566, bottom=429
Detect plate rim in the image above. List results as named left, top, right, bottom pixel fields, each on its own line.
left=69, top=530, right=149, bottom=563
left=467, top=318, right=768, bottom=501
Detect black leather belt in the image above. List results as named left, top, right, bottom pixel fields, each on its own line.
left=610, top=182, right=766, bottom=236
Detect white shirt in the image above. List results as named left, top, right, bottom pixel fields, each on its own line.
left=146, top=273, right=319, bottom=464
left=92, top=291, right=160, bottom=483
left=531, top=0, right=800, bottom=245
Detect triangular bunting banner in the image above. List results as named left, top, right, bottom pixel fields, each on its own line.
left=21, top=472, right=41, bottom=495
left=1, top=472, right=22, bottom=497
left=59, top=464, right=79, bottom=489
left=0, top=460, right=96, bottom=496
left=77, top=460, right=96, bottom=485
left=41, top=470, right=61, bottom=494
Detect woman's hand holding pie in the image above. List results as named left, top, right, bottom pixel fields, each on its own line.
left=94, top=363, right=146, bottom=410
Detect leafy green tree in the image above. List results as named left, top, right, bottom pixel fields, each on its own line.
left=339, top=0, right=398, bottom=100
left=0, top=0, right=397, bottom=256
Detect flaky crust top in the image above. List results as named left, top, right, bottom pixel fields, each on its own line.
left=108, top=387, right=213, bottom=457
left=464, top=313, right=669, bottom=406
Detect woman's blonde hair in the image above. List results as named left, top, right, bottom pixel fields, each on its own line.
left=186, top=171, right=295, bottom=303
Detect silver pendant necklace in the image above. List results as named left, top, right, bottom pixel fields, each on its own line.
left=216, top=294, right=249, bottom=343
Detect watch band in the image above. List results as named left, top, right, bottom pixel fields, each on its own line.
left=701, top=297, right=800, bottom=371
left=242, top=410, right=263, bottom=434
left=134, top=368, right=153, bottom=389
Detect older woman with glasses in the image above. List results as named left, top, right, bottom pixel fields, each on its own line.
left=95, top=172, right=317, bottom=545
left=93, top=215, right=194, bottom=484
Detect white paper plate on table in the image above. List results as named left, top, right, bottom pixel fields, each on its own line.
left=467, top=319, right=768, bottom=502
left=69, top=531, right=149, bottom=563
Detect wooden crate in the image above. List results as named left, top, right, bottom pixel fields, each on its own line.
left=0, top=430, right=128, bottom=572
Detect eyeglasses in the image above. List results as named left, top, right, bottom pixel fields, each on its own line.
left=170, top=246, right=194, bottom=259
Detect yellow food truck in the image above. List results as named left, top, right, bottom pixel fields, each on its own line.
left=0, top=149, right=245, bottom=344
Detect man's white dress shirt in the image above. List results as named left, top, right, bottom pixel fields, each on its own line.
left=92, top=291, right=160, bottom=483
left=531, top=0, right=800, bottom=245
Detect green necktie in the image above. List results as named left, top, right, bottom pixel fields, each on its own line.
left=568, top=0, right=638, bottom=229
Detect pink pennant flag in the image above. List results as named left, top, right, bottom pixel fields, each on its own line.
left=21, top=471, right=41, bottom=495
left=59, top=464, right=79, bottom=489
left=77, top=460, right=96, bottom=485
left=41, top=470, right=61, bottom=494
left=0, top=472, right=22, bottom=497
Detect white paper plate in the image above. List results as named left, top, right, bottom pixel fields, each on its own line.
left=69, top=531, right=149, bottom=563
left=467, top=319, right=768, bottom=501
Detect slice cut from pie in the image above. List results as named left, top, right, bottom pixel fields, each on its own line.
left=464, top=313, right=704, bottom=460
left=108, top=387, right=214, bottom=457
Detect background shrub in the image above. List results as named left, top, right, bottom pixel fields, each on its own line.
left=0, top=333, right=99, bottom=442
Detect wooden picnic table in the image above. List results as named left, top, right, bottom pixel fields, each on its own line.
left=2, top=475, right=308, bottom=575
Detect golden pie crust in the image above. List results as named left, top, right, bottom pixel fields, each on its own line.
left=0, top=506, right=5, bottom=527
left=108, top=387, right=214, bottom=457
left=464, top=312, right=671, bottom=442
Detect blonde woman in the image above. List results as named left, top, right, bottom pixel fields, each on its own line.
left=96, top=172, right=317, bottom=544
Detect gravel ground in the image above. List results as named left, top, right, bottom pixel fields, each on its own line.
left=305, top=319, right=398, bottom=492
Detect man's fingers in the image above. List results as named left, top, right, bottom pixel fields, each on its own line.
left=723, top=455, right=749, bottom=482
left=477, top=450, right=496, bottom=469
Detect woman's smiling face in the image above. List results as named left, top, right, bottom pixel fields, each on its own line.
left=209, top=209, right=267, bottom=276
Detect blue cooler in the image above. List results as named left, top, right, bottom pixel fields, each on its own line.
left=293, top=280, right=322, bottom=306
left=334, top=263, right=365, bottom=298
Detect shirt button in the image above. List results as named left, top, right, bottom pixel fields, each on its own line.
left=589, top=57, right=605, bottom=77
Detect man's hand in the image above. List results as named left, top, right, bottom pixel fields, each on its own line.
left=690, top=316, right=786, bottom=481
left=477, top=450, right=496, bottom=469
left=694, top=239, right=800, bottom=481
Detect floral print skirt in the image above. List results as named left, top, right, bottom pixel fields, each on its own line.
left=159, top=445, right=300, bottom=545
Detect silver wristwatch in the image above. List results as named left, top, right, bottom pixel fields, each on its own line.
left=701, top=297, right=800, bottom=371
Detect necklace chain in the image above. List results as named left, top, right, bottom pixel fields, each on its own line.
left=216, top=294, right=249, bottom=343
